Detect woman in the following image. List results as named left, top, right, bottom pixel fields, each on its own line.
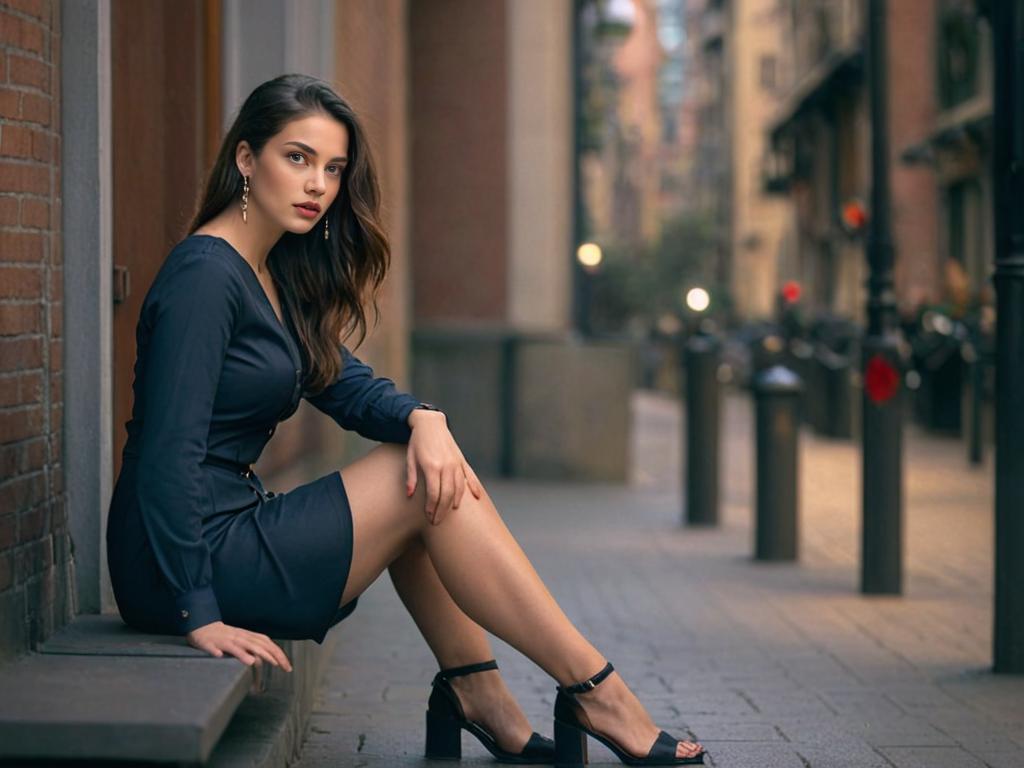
left=106, top=73, right=706, bottom=767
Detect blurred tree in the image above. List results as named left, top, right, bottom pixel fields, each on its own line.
left=587, top=210, right=715, bottom=334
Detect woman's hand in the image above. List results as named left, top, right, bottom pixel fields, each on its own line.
left=406, top=409, right=483, bottom=525
left=186, top=621, right=293, bottom=672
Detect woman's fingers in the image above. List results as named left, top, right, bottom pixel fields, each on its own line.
left=406, top=445, right=418, bottom=497
left=223, top=640, right=258, bottom=666
left=248, top=633, right=291, bottom=671
left=464, top=461, right=484, bottom=499
left=452, top=465, right=466, bottom=509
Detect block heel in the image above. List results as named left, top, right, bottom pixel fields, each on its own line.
left=551, top=662, right=706, bottom=765
left=553, top=717, right=588, bottom=768
left=425, top=707, right=463, bottom=760
left=424, top=659, right=555, bottom=764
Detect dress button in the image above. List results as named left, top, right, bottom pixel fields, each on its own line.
left=180, top=609, right=189, bottom=619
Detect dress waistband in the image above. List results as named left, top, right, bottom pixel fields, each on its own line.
left=202, top=454, right=254, bottom=477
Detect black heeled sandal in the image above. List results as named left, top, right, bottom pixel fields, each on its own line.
left=425, top=659, right=556, bottom=764
left=552, top=662, right=706, bottom=767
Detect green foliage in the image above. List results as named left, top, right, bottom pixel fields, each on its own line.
left=587, top=212, right=717, bottom=334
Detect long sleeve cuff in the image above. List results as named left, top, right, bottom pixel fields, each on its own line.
left=174, top=585, right=222, bottom=634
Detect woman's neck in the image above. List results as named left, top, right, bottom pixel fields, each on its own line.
left=193, top=207, right=283, bottom=276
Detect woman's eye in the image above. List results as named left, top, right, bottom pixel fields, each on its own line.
left=328, top=165, right=341, bottom=175
left=288, top=152, right=305, bottom=164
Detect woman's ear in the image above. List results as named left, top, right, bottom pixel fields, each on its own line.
left=235, top=140, right=254, bottom=178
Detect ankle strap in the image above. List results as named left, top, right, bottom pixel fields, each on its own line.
left=558, top=661, right=615, bottom=695
left=435, top=659, right=498, bottom=681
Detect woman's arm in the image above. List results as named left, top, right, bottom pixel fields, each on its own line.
left=135, top=253, right=240, bottom=635
left=303, top=344, right=424, bottom=443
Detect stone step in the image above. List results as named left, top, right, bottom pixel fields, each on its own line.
left=0, top=614, right=260, bottom=764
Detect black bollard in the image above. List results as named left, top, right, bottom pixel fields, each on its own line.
left=683, top=332, right=720, bottom=526
left=753, top=365, right=803, bottom=560
left=821, top=348, right=854, bottom=439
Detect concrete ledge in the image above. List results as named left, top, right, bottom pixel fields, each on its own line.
left=0, top=613, right=340, bottom=766
left=0, top=652, right=252, bottom=763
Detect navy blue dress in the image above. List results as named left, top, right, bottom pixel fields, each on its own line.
left=106, top=233, right=421, bottom=643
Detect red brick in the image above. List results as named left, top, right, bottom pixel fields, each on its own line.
left=0, top=264, right=42, bottom=296
left=19, top=92, right=49, bottom=125
left=0, top=124, right=34, bottom=158
left=0, top=445, right=16, bottom=478
left=13, top=536, right=47, bottom=581
left=46, top=264, right=59, bottom=298
left=17, top=505, right=45, bottom=543
left=47, top=336, right=59, bottom=368
left=49, top=303, right=60, bottom=338
left=0, top=160, right=48, bottom=194
left=48, top=400, right=60, bottom=426
left=1, top=473, right=45, bottom=516
left=0, top=336, right=42, bottom=370
left=0, top=513, right=14, bottom=549
left=0, top=229, right=44, bottom=261
left=48, top=462, right=60, bottom=493
left=24, top=436, right=44, bottom=468
left=0, top=552, right=12, bottom=592
left=18, top=197, right=46, bottom=228
left=29, top=128, right=49, bottom=161
left=0, top=197, right=18, bottom=225
left=0, top=54, right=7, bottom=84
left=0, top=407, right=43, bottom=444
left=0, top=371, right=42, bottom=405
left=0, top=12, right=46, bottom=56
left=7, top=54, right=48, bottom=92
left=2, top=0, right=46, bottom=21
left=0, top=303, right=41, bottom=335
left=0, top=89, right=19, bottom=118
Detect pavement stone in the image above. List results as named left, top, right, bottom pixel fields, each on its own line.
left=295, top=390, right=1024, bottom=768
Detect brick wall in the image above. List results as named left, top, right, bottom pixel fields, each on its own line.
left=0, top=0, right=74, bottom=661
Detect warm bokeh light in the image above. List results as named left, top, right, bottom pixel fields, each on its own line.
left=576, top=242, right=603, bottom=268
left=686, top=287, right=710, bottom=313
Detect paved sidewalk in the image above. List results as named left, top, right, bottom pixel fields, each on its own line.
left=295, top=390, right=1023, bottom=768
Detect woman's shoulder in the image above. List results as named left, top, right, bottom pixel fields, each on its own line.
left=157, top=234, right=248, bottom=286
left=143, top=234, right=248, bottom=315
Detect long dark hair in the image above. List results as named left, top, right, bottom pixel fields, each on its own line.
left=187, top=73, right=389, bottom=394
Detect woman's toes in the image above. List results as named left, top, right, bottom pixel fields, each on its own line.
left=678, top=740, right=704, bottom=757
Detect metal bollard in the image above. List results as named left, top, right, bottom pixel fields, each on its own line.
left=753, top=365, right=803, bottom=560
left=683, top=332, right=721, bottom=526
left=820, top=348, right=853, bottom=438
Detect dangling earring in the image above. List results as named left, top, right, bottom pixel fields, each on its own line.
left=323, top=215, right=329, bottom=241
left=241, top=176, right=250, bottom=223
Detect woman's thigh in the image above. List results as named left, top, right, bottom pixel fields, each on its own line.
left=337, top=442, right=429, bottom=606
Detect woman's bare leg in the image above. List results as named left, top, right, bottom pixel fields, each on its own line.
left=338, top=443, right=703, bottom=760
left=387, top=537, right=537, bottom=753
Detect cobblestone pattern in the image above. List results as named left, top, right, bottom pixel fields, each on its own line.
left=296, top=391, right=1023, bottom=768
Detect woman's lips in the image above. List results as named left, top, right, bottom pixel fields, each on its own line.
left=293, top=204, right=319, bottom=219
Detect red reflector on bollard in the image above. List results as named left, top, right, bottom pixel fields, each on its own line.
left=865, top=354, right=899, bottom=404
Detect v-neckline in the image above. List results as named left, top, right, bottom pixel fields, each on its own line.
left=191, top=234, right=303, bottom=373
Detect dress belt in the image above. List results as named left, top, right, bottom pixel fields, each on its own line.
left=202, top=454, right=255, bottom=478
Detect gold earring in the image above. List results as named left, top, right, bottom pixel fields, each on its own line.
left=323, top=215, right=329, bottom=241
left=241, top=176, right=249, bottom=223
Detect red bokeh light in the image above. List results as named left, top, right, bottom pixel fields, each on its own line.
left=782, top=280, right=801, bottom=304
left=842, top=199, right=869, bottom=231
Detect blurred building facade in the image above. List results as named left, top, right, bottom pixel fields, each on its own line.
left=727, top=0, right=790, bottom=320
left=761, top=0, right=993, bottom=327
left=683, top=0, right=733, bottom=297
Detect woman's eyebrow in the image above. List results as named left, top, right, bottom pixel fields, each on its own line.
left=284, top=140, right=347, bottom=163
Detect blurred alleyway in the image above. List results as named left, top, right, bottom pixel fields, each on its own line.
left=295, top=389, right=1022, bottom=768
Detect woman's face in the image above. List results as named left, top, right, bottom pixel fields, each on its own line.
left=238, top=112, right=349, bottom=235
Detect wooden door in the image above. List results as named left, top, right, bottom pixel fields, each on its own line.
left=110, top=0, right=221, bottom=478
